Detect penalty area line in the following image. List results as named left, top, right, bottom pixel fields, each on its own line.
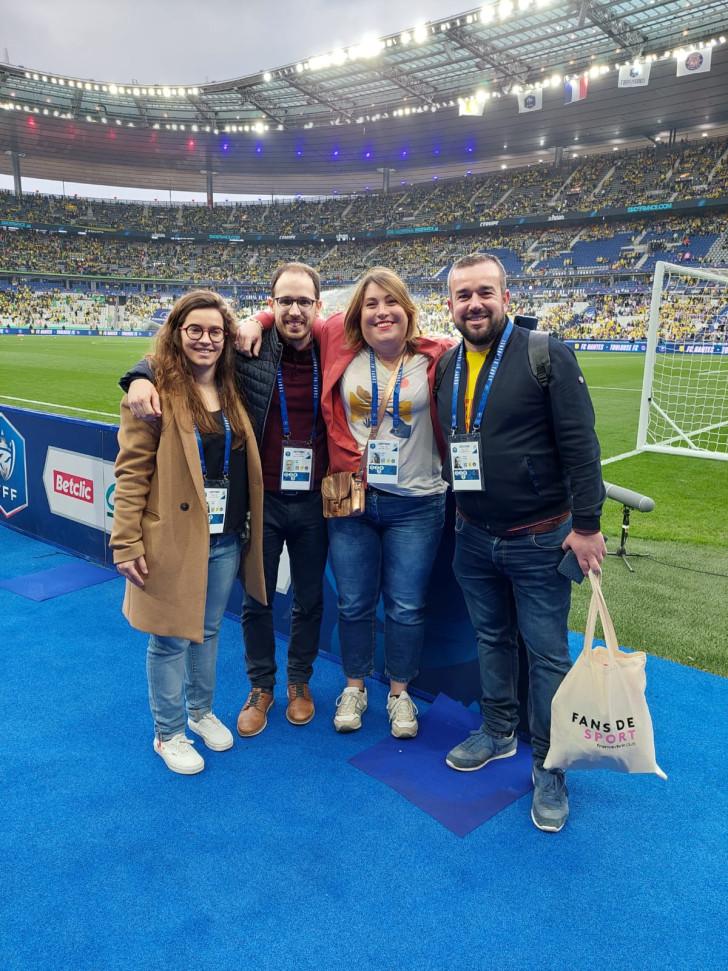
left=0, top=395, right=118, bottom=419
left=601, top=449, right=642, bottom=466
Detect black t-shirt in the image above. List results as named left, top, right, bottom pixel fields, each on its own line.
left=200, top=411, right=249, bottom=535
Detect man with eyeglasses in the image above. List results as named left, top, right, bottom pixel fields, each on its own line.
left=121, top=263, right=328, bottom=736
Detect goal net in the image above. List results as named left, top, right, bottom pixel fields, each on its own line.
left=636, top=261, right=728, bottom=461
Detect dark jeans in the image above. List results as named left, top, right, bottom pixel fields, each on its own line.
left=242, top=490, right=328, bottom=690
left=452, top=513, right=573, bottom=762
left=327, top=490, right=446, bottom=683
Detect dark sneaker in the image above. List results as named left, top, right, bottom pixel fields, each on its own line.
left=531, top=762, right=569, bottom=833
left=445, top=728, right=517, bottom=772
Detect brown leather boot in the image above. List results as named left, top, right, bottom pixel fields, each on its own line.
left=236, top=688, right=274, bottom=737
left=286, top=683, right=315, bottom=726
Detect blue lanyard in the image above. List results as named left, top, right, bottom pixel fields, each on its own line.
left=194, top=411, right=232, bottom=479
left=276, top=346, right=320, bottom=443
left=450, top=320, right=513, bottom=434
left=369, top=349, right=404, bottom=430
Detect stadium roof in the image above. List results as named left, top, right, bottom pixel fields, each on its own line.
left=1, top=0, right=727, bottom=196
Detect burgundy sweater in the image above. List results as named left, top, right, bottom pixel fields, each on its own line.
left=259, top=342, right=328, bottom=492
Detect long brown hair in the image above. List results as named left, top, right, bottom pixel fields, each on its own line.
left=343, top=267, right=420, bottom=354
left=149, top=290, right=249, bottom=445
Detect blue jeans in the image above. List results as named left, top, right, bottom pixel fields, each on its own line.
left=147, top=533, right=241, bottom=741
left=452, top=513, right=572, bottom=762
left=327, top=490, right=446, bottom=683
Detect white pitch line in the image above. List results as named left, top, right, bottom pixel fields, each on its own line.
left=601, top=449, right=642, bottom=466
left=0, top=395, right=118, bottom=419
left=589, top=386, right=642, bottom=392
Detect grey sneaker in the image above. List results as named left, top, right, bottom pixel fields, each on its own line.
left=333, top=687, right=368, bottom=733
left=531, top=762, right=569, bottom=833
left=387, top=690, right=418, bottom=739
left=445, top=727, right=517, bottom=772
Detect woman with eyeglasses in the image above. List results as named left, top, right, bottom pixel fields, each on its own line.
left=111, top=290, right=266, bottom=775
left=238, top=268, right=453, bottom=738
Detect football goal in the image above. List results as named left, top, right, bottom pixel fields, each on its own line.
left=636, top=260, right=728, bottom=461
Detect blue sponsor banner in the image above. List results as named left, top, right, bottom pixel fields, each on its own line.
left=568, top=340, right=648, bottom=352
left=0, top=412, right=29, bottom=518
left=567, top=340, right=727, bottom=354
left=659, top=341, right=728, bottom=355
left=0, top=328, right=155, bottom=337
left=0, top=407, right=116, bottom=563
left=0, top=406, right=482, bottom=704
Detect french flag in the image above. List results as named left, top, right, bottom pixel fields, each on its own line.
left=564, top=75, right=589, bottom=104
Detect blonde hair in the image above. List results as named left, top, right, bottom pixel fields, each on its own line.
left=344, top=267, right=420, bottom=354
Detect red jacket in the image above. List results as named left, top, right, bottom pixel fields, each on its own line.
left=257, top=311, right=453, bottom=474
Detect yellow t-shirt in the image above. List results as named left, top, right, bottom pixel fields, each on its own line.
left=464, top=348, right=491, bottom=432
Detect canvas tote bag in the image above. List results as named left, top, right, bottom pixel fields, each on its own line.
left=544, top=572, right=667, bottom=779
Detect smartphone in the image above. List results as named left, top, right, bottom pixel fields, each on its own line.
left=557, top=549, right=586, bottom=584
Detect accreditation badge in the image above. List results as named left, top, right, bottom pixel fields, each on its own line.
left=367, top=439, right=400, bottom=485
left=449, top=434, right=483, bottom=492
left=204, top=484, right=228, bottom=534
left=280, top=443, right=314, bottom=491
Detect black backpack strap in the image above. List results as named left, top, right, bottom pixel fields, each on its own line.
left=528, top=329, right=551, bottom=390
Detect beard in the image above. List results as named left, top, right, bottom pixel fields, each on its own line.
left=454, top=308, right=507, bottom=348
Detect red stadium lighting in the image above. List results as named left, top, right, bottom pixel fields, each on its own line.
left=27, top=116, right=37, bottom=128
left=187, top=138, right=195, bottom=149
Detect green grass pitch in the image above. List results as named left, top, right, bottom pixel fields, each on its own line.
left=1, top=336, right=726, bottom=675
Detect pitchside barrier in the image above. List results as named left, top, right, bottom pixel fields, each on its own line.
left=1, top=328, right=726, bottom=355
left=0, top=404, right=483, bottom=706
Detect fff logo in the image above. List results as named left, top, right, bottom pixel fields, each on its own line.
left=0, top=413, right=29, bottom=518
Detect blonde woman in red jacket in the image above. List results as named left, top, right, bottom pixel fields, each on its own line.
left=242, top=267, right=453, bottom=738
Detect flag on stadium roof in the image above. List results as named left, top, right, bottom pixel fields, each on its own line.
left=675, top=48, right=712, bottom=77
left=458, top=95, right=485, bottom=117
left=618, top=62, right=652, bottom=88
left=517, top=89, right=543, bottom=113
left=564, top=76, right=589, bottom=104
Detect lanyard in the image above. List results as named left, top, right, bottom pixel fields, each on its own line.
left=369, top=349, right=404, bottom=430
left=276, top=346, right=320, bottom=443
left=194, top=412, right=232, bottom=479
left=450, top=320, right=513, bottom=434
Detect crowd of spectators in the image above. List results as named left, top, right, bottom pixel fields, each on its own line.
left=1, top=136, right=726, bottom=237
left=1, top=214, right=725, bottom=292
left=3, top=281, right=723, bottom=345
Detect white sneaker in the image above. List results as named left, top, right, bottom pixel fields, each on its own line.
left=153, top=733, right=205, bottom=775
left=333, top=687, right=368, bottom=733
left=387, top=690, right=419, bottom=739
left=188, top=712, right=234, bottom=751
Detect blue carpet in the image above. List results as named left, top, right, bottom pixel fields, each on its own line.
left=350, top=693, right=533, bottom=836
left=2, top=526, right=726, bottom=970
left=0, top=559, right=117, bottom=600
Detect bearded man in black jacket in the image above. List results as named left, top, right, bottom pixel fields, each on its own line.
left=435, top=253, right=606, bottom=833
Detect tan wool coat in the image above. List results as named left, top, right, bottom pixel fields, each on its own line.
left=110, top=396, right=266, bottom=642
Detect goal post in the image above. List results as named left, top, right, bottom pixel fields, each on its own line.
left=636, top=260, right=728, bottom=461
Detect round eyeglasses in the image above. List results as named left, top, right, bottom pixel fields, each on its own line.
left=180, top=324, right=226, bottom=343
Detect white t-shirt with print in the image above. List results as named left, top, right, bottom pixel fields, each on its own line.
left=340, top=349, right=446, bottom=497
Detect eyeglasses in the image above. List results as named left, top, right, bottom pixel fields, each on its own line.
left=180, top=324, right=226, bottom=343
left=272, top=296, right=316, bottom=310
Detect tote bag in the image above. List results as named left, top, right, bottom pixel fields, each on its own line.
left=544, top=572, right=667, bottom=779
